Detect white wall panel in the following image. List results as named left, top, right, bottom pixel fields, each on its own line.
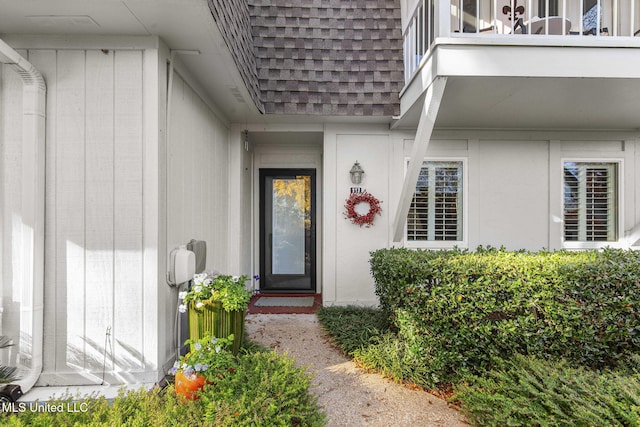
left=0, top=60, right=24, bottom=368
left=55, top=50, right=87, bottom=373
left=113, top=50, right=144, bottom=371
left=167, top=72, right=229, bottom=274
left=19, top=48, right=149, bottom=385
left=335, top=134, right=390, bottom=304
left=321, top=127, right=391, bottom=307
left=84, top=50, right=115, bottom=372
left=477, top=140, right=550, bottom=250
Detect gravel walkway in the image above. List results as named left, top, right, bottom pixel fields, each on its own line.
left=245, top=313, right=469, bottom=427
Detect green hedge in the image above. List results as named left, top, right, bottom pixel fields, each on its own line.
left=370, top=247, right=640, bottom=382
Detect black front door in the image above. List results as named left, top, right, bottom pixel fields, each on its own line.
left=259, top=169, right=316, bottom=292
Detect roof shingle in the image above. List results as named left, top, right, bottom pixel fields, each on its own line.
left=208, top=0, right=264, bottom=113
left=248, top=0, right=403, bottom=117
left=210, top=0, right=404, bottom=117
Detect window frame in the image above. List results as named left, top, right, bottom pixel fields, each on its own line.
left=404, top=157, right=468, bottom=249
left=561, top=158, right=624, bottom=249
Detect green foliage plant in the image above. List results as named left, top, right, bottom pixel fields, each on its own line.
left=180, top=273, right=251, bottom=312
left=6, top=348, right=325, bottom=426
left=353, top=332, right=439, bottom=387
left=370, top=247, right=640, bottom=384
left=3, top=387, right=206, bottom=427
left=169, top=334, right=236, bottom=382
left=199, top=351, right=326, bottom=426
left=316, top=306, right=389, bottom=355
left=455, top=354, right=640, bottom=427
left=317, top=306, right=438, bottom=388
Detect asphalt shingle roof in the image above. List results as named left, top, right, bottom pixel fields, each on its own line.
left=209, top=0, right=264, bottom=113
left=249, top=0, right=403, bottom=116
left=210, top=0, right=404, bottom=117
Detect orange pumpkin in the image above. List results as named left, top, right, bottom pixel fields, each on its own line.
left=175, top=370, right=206, bottom=400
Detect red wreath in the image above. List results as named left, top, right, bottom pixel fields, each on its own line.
left=344, top=191, right=382, bottom=227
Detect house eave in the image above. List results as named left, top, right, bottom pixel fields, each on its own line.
left=0, top=0, right=261, bottom=123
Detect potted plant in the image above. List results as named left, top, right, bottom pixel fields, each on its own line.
left=178, top=273, right=252, bottom=354
left=170, top=334, right=236, bottom=400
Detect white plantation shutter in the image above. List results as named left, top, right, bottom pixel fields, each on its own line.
left=563, top=162, right=617, bottom=242
left=407, top=161, right=463, bottom=241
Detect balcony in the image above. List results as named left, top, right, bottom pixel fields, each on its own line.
left=404, top=0, right=640, bottom=81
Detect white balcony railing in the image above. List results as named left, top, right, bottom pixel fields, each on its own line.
left=404, top=0, right=434, bottom=81
left=404, top=0, right=640, bottom=81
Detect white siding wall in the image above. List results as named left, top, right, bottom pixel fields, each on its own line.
left=167, top=71, right=229, bottom=273
left=323, top=124, right=398, bottom=306
left=4, top=48, right=153, bottom=385
left=165, top=71, right=230, bottom=366
left=476, top=140, right=550, bottom=249
left=402, top=133, right=639, bottom=252
left=1, top=44, right=230, bottom=385
left=0, top=60, right=26, bottom=369
left=323, top=129, right=640, bottom=307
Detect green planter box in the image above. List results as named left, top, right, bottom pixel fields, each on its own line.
left=188, top=301, right=245, bottom=355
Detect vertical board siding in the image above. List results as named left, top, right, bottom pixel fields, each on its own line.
left=55, top=50, right=87, bottom=371
left=0, top=61, right=24, bottom=368
left=84, top=50, right=115, bottom=371
left=168, top=72, right=229, bottom=276
left=23, top=49, right=146, bottom=381
left=113, top=50, right=144, bottom=371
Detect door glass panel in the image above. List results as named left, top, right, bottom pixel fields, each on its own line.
left=260, top=169, right=315, bottom=292
left=271, top=177, right=309, bottom=274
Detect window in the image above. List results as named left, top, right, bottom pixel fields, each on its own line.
left=407, top=161, right=463, bottom=242
left=563, top=162, right=617, bottom=242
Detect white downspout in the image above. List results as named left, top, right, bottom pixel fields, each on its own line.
left=0, top=38, right=46, bottom=395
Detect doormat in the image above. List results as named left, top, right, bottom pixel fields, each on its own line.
left=254, top=296, right=315, bottom=307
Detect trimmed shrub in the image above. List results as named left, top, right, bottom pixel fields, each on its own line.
left=199, top=351, right=325, bottom=426
left=455, top=354, right=640, bottom=427
left=370, top=247, right=640, bottom=383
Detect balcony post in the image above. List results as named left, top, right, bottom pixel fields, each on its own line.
left=435, top=0, right=451, bottom=38
left=392, top=76, right=447, bottom=242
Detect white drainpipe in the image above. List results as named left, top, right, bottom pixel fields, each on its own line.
left=0, top=38, right=46, bottom=395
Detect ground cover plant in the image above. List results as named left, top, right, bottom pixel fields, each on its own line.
left=316, top=306, right=389, bottom=355
left=5, top=345, right=325, bottom=426
left=454, top=354, right=640, bottom=426
left=317, top=306, right=435, bottom=389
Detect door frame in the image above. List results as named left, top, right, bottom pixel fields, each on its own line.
left=259, top=168, right=317, bottom=293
